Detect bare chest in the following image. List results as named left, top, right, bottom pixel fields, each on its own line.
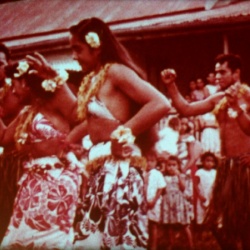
left=217, top=111, right=250, bottom=157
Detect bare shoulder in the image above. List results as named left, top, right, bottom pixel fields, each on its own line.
left=108, top=63, right=139, bottom=81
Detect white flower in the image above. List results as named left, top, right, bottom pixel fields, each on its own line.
left=14, top=61, right=29, bottom=78
left=41, top=79, right=57, bottom=92
left=85, top=32, right=101, bottom=49
left=54, top=69, right=69, bottom=85
left=227, top=108, right=238, bottom=118
left=5, top=78, right=12, bottom=86
left=111, top=125, right=135, bottom=144
left=17, top=132, right=28, bottom=145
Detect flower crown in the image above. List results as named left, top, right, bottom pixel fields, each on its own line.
left=85, top=32, right=101, bottom=48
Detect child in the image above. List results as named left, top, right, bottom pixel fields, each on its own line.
left=145, top=151, right=166, bottom=250
left=194, top=152, right=217, bottom=225
left=160, top=155, right=194, bottom=250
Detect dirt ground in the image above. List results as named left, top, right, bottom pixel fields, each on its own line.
left=157, top=224, right=221, bottom=250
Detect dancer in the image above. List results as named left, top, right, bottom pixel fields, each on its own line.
left=0, top=61, right=83, bottom=249
left=161, top=53, right=250, bottom=250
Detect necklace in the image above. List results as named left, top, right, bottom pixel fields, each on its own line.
left=213, top=83, right=249, bottom=117
left=14, top=105, right=38, bottom=150
left=77, top=63, right=111, bottom=121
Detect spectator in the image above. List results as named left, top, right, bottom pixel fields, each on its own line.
left=145, top=150, right=166, bottom=250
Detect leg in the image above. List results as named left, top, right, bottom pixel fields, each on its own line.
left=148, top=220, right=158, bottom=250
left=184, top=224, right=194, bottom=250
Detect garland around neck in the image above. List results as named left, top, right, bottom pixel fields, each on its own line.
left=77, top=63, right=112, bottom=121
left=213, top=83, right=249, bottom=117
left=14, top=105, right=38, bottom=151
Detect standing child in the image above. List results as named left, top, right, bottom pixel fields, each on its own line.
left=160, top=155, right=194, bottom=250
left=194, top=152, right=217, bottom=225
left=145, top=151, right=166, bottom=250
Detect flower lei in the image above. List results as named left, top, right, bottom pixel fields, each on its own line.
left=213, top=83, right=249, bottom=118
left=77, top=63, right=112, bottom=121
left=14, top=105, right=38, bottom=151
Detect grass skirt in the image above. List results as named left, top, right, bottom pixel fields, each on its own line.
left=205, top=156, right=250, bottom=240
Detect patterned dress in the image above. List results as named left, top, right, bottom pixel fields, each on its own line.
left=1, top=113, right=81, bottom=250
left=161, top=175, right=191, bottom=225
left=195, top=168, right=216, bottom=224
left=74, top=97, right=148, bottom=250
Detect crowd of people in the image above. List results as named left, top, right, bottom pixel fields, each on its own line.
left=0, top=16, right=249, bottom=250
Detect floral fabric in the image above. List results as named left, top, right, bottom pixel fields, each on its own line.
left=74, top=142, right=148, bottom=249
left=1, top=113, right=80, bottom=250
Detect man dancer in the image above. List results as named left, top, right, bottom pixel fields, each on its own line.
left=161, top=53, right=250, bottom=250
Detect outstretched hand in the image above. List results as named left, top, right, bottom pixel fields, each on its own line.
left=26, top=52, right=57, bottom=79
left=161, top=68, right=177, bottom=85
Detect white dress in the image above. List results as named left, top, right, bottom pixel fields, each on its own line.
left=146, top=169, right=166, bottom=223
left=200, top=113, right=221, bottom=155
left=195, top=168, right=217, bottom=224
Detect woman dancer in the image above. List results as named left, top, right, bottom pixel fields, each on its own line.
left=0, top=61, right=84, bottom=249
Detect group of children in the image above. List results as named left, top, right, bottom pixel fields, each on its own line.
left=145, top=150, right=217, bottom=250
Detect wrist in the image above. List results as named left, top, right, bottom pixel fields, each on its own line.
left=110, top=125, right=135, bottom=144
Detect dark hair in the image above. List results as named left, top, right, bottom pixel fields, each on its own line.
left=201, top=151, right=218, bottom=168
left=180, top=117, right=193, bottom=134
left=5, top=62, right=55, bottom=100
left=168, top=155, right=182, bottom=169
left=215, top=53, right=242, bottom=72
left=168, top=116, right=180, bottom=131
left=0, top=43, right=10, bottom=61
left=69, top=17, right=145, bottom=78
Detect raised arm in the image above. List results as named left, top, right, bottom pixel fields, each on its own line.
left=161, top=69, right=223, bottom=117
left=26, top=52, right=78, bottom=125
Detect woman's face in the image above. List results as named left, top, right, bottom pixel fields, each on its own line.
left=69, top=34, right=101, bottom=74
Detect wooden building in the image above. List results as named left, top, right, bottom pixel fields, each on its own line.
left=1, top=0, right=250, bottom=94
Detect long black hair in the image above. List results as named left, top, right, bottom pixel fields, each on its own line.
left=69, top=17, right=145, bottom=79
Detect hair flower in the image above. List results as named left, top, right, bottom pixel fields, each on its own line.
left=85, top=32, right=101, bottom=48
left=14, top=61, right=29, bottom=78
left=41, top=69, right=68, bottom=92
left=110, top=125, right=135, bottom=144
left=42, top=79, right=57, bottom=92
